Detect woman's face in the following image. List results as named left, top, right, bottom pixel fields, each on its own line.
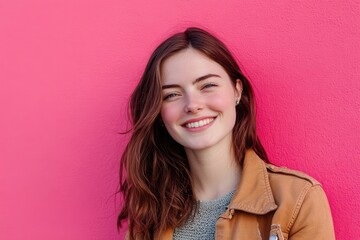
left=160, top=48, right=242, bottom=152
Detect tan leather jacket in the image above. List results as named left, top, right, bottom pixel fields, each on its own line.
left=157, top=150, right=335, bottom=239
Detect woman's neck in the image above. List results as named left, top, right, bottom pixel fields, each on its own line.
left=185, top=144, right=241, bottom=201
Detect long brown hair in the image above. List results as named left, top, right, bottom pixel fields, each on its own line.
left=118, top=27, right=268, bottom=239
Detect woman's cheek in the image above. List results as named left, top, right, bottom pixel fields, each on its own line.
left=208, top=93, right=234, bottom=109
left=160, top=104, right=179, bottom=126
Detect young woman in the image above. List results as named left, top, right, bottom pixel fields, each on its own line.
left=118, top=27, right=335, bottom=240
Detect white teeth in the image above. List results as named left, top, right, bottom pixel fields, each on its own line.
left=185, top=118, right=214, bottom=128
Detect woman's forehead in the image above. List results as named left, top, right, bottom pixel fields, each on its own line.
left=160, top=48, right=226, bottom=84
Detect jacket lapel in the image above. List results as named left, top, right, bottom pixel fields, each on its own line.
left=228, top=150, right=277, bottom=215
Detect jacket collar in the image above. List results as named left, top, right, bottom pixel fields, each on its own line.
left=228, top=149, right=278, bottom=214
left=157, top=150, right=278, bottom=239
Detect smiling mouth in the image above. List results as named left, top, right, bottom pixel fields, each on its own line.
left=184, top=117, right=215, bottom=129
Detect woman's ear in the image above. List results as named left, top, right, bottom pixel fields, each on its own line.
left=235, top=79, right=243, bottom=102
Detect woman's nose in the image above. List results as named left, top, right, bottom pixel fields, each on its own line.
left=184, top=94, right=203, bottom=113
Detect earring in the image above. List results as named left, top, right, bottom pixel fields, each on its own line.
left=236, top=89, right=243, bottom=106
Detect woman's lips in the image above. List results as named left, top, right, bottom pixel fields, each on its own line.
left=183, top=117, right=216, bottom=129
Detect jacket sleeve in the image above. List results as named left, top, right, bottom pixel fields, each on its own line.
left=288, top=185, right=335, bottom=240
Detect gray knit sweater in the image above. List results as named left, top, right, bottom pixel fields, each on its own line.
left=173, top=190, right=235, bottom=240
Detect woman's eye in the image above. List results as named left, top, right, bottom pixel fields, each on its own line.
left=202, top=83, right=217, bottom=89
left=163, top=93, right=179, bottom=100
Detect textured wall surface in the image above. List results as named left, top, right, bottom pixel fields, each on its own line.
left=1, top=0, right=359, bottom=239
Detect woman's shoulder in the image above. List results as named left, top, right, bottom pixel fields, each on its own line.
left=264, top=162, right=324, bottom=204
left=263, top=163, right=335, bottom=238
left=244, top=150, right=324, bottom=204
left=265, top=163, right=320, bottom=186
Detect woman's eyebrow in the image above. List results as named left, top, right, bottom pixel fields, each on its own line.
left=193, top=73, right=221, bottom=84
left=162, top=73, right=221, bottom=89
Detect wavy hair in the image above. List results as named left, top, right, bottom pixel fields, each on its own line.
left=118, top=27, right=268, bottom=239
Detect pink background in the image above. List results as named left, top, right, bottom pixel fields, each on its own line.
left=1, top=0, right=359, bottom=239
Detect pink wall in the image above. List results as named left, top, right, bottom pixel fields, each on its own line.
left=1, top=0, right=359, bottom=239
